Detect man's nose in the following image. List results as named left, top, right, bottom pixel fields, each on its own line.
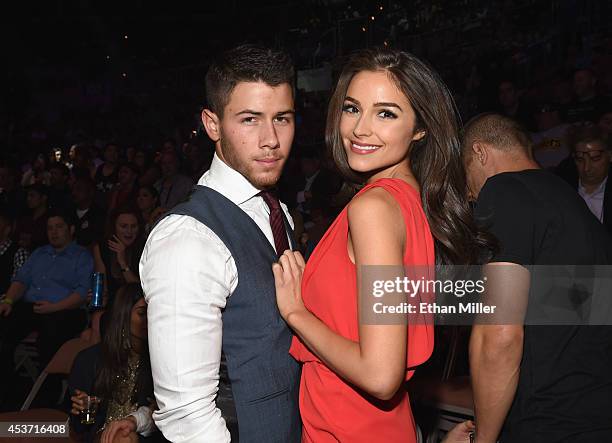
left=260, top=121, right=280, bottom=149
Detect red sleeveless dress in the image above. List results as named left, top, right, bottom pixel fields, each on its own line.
left=289, top=178, right=435, bottom=443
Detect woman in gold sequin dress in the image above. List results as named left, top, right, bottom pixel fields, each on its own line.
left=68, top=283, right=162, bottom=442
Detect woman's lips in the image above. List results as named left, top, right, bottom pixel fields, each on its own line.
left=349, top=141, right=382, bottom=155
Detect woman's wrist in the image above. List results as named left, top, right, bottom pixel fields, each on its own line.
left=285, top=307, right=309, bottom=329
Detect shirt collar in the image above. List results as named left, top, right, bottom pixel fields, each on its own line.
left=579, top=176, right=608, bottom=197
left=198, top=153, right=262, bottom=206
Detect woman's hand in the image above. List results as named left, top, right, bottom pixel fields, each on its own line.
left=100, top=417, right=137, bottom=443
left=70, top=389, right=88, bottom=416
left=273, top=250, right=307, bottom=322
left=108, top=235, right=127, bottom=267
left=441, top=420, right=476, bottom=443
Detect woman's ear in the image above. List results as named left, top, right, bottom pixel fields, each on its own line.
left=412, top=130, right=426, bottom=142
left=202, top=109, right=221, bottom=142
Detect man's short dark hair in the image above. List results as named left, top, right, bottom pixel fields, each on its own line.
left=205, top=44, right=294, bottom=117
left=46, top=208, right=76, bottom=228
left=462, top=113, right=532, bottom=157
left=568, top=124, right=610, bottom=152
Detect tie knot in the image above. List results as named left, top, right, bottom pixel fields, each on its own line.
left=259, top=190, right=281, bottom=211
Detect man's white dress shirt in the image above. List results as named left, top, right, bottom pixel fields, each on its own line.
left=139, top=153, right=293, bottom=443
left=579, top=176, right=607, bottom=223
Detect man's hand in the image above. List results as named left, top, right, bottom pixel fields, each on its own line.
left=101, top=417, right=137, bottom=443
left=33, top=301, right=58, bottom=314
left=0, top=302, right=12, bottom=317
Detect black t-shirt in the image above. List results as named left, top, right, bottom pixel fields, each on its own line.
left=475, top=169, right=612, bottom=443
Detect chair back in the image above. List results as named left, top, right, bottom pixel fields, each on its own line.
left=46, top=338, right=94, bottom=375
left=21, top=338, right=94, bottom=410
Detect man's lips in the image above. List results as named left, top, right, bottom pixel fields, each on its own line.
left=255, top=157, right=281, bottom=164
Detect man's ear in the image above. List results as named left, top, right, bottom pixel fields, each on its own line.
left=70, top=225, right=76, bottom=237
left=472, top=141, right=488, bottom=166
left=202, top=109, right=221, bottom=142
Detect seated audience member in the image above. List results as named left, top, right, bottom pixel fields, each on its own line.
left=0, top=163, right=26, bottom=218
left=136, top=186, right=163, bottom=235
left=93, top=208, right=144, bottom=303
left=72, top=176, right=106, bottom=248
left=530, top=104, right=571, bottom=168
left=69, top=283, right=160, bottom=442
left=94, top=143, right=120, bottom=194
left=21, top=153, right=51, bottom=187
left=497, top=79, right=535, bottom=131
left=107, top=163, right=140, bottom=215
left=0, top=211, right=29, bottom=295
left=565, top=68, right=611, bottom=124
left=561, top=125, right=612, bottom=233
left=48, top=162, right=72, bottom=210
left=182, top=142, right=212, bottom=183
left=18, top=184, right=50, bottom=251
left=598, top=109, right=612, bottom=138
left=154, top=151, right=193, bottom=210
left=72, top=145, right=97, bottom=179
left=0, top=209, right=92, bottom=402
left=133, top=149, right=161, bottom=187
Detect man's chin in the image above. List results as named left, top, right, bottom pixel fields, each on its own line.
left=249, top=173, right=281, bottom=189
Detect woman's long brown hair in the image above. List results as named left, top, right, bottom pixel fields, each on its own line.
left=326, top=48, right=493, bottom=265
left=94, top=283, right=152, bottom=405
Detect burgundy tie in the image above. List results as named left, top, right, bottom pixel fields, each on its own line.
left=259, top=191, right=290, bottom=256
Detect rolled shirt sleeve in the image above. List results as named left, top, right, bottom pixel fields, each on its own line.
left=139, top=214, right=236, bottom=443
left=12, top=248, right=38, bottom=288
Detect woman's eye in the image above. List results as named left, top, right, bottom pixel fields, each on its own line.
left=342, top=104, right=359, bottom=114
left=378, top=110, right=397, bottom=119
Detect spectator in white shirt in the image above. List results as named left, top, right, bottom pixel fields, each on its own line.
left=569, top=125, right=612, bottom=234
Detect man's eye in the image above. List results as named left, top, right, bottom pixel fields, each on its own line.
left=274, top=116, right=291, bottom=124
left=242, top=117, right=257, bottom=124
left=342, top=104, right=359, bottom=114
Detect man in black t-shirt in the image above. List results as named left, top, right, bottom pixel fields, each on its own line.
left=462, top=113, right=612, bottom=443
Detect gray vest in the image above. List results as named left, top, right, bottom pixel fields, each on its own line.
left=169, top=185, right=302, bottom=443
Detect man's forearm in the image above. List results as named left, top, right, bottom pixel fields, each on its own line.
left=4, top=281, right=26, bottom=304
left=54, top=292, right=85, bottom=311
left=470, top=326, right=523, bottom=443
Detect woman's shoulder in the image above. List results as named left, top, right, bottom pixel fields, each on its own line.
left=349, top=178, right=418, bottom=218
left=347, top=185, right=404, bottom=238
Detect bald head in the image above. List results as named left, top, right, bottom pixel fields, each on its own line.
left=461, top=113, right=539, bottom=200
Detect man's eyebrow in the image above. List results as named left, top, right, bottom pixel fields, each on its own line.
left=234, top=109, right=295, bottom=116
left=235, top=109, right=262, bottom=116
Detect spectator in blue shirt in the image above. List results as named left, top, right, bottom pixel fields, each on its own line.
left=0, top=209, right=92, bottom=407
